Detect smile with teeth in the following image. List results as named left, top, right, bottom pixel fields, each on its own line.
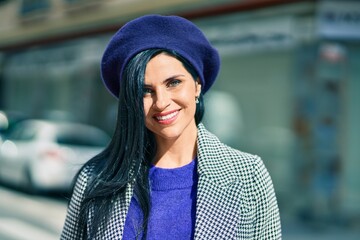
left=155, top=111, right=179, bottom=121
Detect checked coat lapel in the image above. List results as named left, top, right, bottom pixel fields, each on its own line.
left=194, top=124, right=243, bottom=239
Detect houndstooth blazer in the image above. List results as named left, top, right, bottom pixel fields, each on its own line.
left=61, top=123, right=282, bottom=239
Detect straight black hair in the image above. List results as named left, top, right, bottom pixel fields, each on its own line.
left=75, top=49, right=204, bottom=239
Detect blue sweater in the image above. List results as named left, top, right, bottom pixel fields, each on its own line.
left=123, top=159, right=198, bottom=239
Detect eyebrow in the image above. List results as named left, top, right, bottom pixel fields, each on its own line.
left=144, top=74, right=185, bottom=87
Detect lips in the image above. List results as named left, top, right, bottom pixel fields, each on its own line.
left=153, top=110, right=179, bottom=124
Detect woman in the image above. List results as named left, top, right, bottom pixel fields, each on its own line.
left=61, top=15, right=281, bottom=239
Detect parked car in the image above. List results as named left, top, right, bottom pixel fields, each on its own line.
left=0, top=119, right=110, bottom=193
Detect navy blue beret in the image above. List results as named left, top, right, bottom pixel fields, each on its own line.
left=101, top=14, right=220, bottom=98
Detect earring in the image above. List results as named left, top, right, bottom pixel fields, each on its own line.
left=195, top=96, right=199, bottom=104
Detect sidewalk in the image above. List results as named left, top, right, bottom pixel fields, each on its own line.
left=282, top=221, right=360, bottom=240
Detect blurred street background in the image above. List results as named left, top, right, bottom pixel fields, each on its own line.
left=0, top=0, right=359, bottom=239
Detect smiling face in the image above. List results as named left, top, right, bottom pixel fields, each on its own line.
left=143, top=53, right=201, bottom=143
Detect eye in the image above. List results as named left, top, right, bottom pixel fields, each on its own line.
left=143, top=87, right=153, bottom=95
left=167, top=79, right=181, bottom=88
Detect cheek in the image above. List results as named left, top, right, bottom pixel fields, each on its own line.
left=143, top=100, right=152, bottom=118
left=178, top=90, right=196, bottom=108
left=144, top=98, right=151, bottom=111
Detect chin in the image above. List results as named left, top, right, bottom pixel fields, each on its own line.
left=155, top=127, right=184, bottom=140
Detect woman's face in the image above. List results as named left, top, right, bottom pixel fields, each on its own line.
left=143, top=53, right=201, bottom=142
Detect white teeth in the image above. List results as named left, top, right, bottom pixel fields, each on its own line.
left=156, top=111, right=178, bottom=121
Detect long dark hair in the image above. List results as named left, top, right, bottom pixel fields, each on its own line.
left=76, top=49, right=204, bottom=239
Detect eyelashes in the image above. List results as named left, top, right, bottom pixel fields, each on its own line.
left=143, top=79, right=182, bottom=96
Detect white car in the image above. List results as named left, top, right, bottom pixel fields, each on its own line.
left=0, top=119, right=110, bottom=193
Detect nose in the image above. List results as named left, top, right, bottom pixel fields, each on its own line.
left=153, top=89, right=170, bottom=110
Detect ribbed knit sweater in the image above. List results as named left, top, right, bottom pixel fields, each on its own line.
left=123, top=158, right=198, bottom=240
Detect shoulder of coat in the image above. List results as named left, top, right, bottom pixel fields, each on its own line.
left=198, top=123, right=264, bottom=184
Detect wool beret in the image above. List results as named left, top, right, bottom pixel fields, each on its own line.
left=101, top=14, right=220, bottom=98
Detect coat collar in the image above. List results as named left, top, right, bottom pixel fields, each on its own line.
left=194, top=123, right=243, bottom=239
left=196, top=123, right=241, bottom=188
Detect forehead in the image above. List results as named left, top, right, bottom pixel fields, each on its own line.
left=145, top=54, right=189, bottom=80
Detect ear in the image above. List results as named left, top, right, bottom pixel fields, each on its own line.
left=195, top=79, right=202, bottom=97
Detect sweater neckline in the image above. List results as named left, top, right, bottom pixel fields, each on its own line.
left=149, top=158, right=198, bottom=191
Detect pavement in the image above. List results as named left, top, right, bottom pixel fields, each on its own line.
left=282, top=221, right=360, bottom=240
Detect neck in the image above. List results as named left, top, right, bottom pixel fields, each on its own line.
left=153, top=123, right=198, bottom=168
